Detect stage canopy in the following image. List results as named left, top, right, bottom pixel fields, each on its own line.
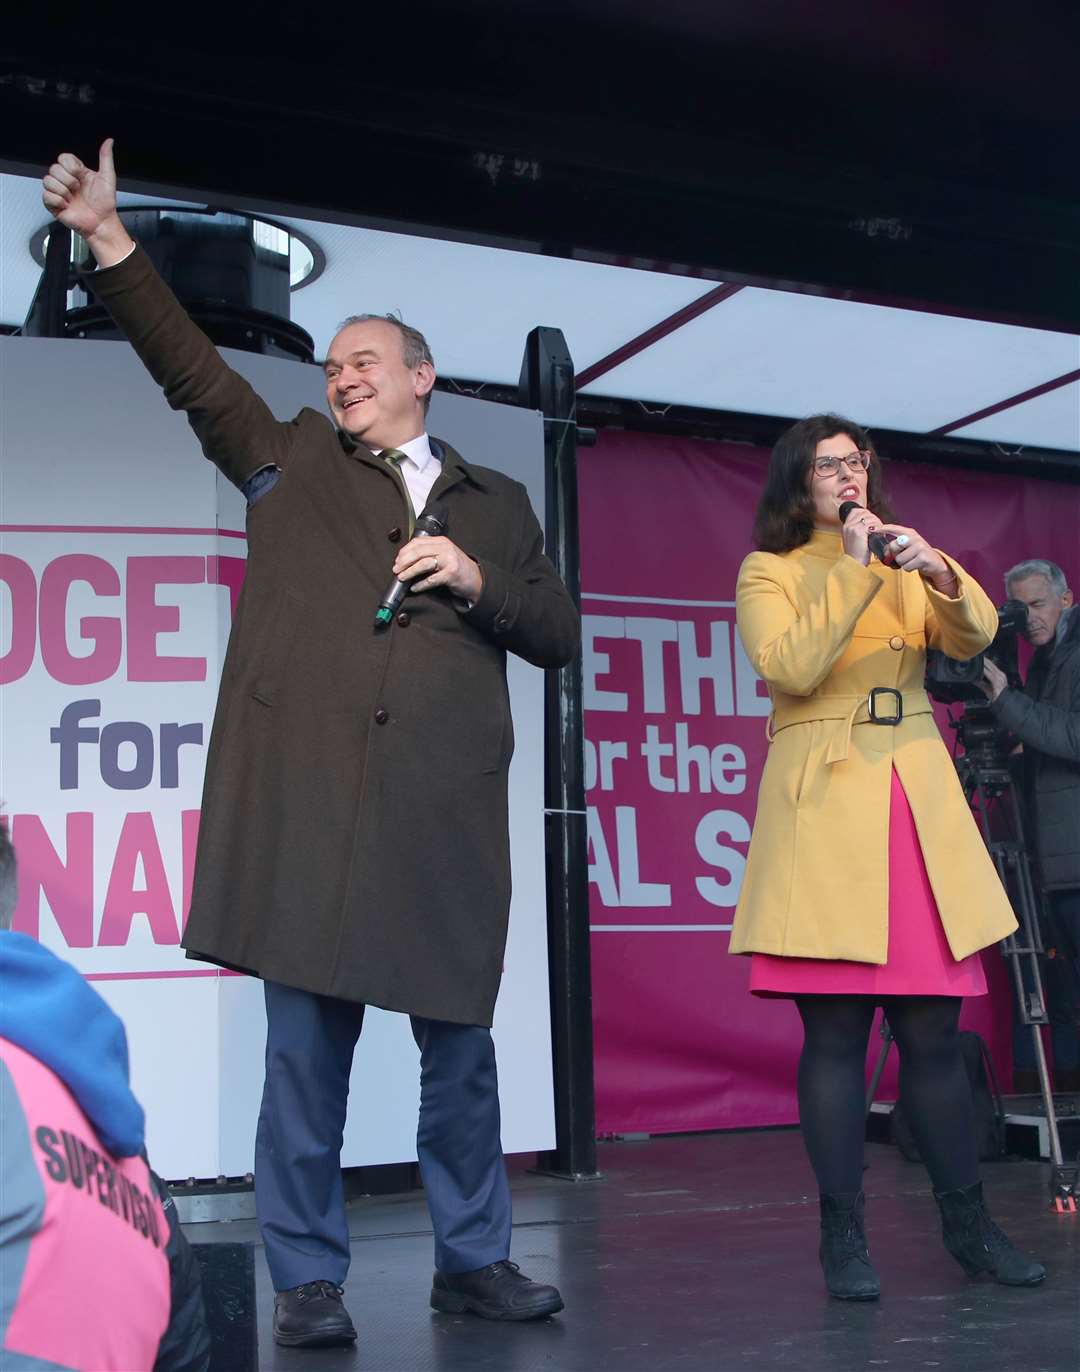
left=2, top=170, right=1077, bottom=457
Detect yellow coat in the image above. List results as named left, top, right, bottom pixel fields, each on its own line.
left=729, top=529, right=1018, bottom=963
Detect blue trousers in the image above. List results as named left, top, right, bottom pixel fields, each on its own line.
left=255, top=981, right=512, bottom=1291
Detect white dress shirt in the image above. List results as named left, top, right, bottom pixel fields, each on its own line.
left=377, top=433, right=475, bottom=608
left=373, top=433, right=442, bottom=517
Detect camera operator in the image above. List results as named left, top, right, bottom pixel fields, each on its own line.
left=980, top=560, right=1080, bottom=1092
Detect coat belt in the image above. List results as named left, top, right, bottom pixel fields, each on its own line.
left=768, top=689, right=935, bottom=764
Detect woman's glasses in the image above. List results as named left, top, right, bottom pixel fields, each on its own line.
left=812, top=450, right=872, bottom=477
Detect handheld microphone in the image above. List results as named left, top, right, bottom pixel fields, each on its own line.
left=838, top=500, right=892, bottom=563
left=374, top=501, right=449, bottom=625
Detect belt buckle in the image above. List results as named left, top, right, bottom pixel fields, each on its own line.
left=868, top=686, right=903, bottom=725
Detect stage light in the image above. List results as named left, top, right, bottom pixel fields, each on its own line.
left=31, top=211, right=322, bottom=291
left=27, top=209, right=324, bottom=361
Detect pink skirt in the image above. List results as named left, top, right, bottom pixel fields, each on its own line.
left=750, top=767, right=987, bottom=998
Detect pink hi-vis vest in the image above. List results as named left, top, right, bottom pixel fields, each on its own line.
left=0, top=1038, right=171, bottom=1371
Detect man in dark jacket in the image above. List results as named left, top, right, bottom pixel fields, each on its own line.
left=43, top=141, right=578, bottom=1345
left=982, top=559, right=1080, bottom=1091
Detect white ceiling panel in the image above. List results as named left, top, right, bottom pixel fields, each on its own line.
left=3, top=168, right=1078, bottom=454
left=272, top=212, right=712, bottom=380
left=949, top=380, right=1080, bottom=453
left=581, top=287, right=1080, bottom=441
left=0, top=171, right=712, bottom=385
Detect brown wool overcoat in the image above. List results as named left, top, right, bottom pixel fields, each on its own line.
left=88, top=248, right=580, bottom=1026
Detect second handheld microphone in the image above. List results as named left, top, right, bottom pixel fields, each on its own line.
left=838, top=500, right=892, bottom=563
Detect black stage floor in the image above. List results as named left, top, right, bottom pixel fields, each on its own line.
left=189, top=1130, right=1079, bottom=1371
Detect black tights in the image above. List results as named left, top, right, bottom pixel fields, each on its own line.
left=794, top=995, right=978, bottom=1195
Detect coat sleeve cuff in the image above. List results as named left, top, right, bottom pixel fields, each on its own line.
left=462, top=557, right=518, bottom=638
left=922, top=551, right=968, bottom=602
left=836, top=553, right=883, bottom=595
left=923, top=552, right=999, bottom=656
left=79, top=241, right=155, bottom=300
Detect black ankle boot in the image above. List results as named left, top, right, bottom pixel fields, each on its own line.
left=933, top=1182, right=1046, bottom=1286
left=819, top=1192, right=881, bottom=1300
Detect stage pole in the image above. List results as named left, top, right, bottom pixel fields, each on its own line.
left=22, top=223, right=72, bottom=338
left=520, top=326, right=599, bottom=1181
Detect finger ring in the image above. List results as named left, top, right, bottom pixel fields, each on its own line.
left=894, top=535, right=910, bottom=547
left=432, top=555, right=439, bottom=570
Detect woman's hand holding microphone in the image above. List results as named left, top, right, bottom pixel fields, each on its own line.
left=841, top=507, right=959, bottom=597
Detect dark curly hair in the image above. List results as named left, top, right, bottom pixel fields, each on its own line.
left=752, top=413, right=895, bottom=554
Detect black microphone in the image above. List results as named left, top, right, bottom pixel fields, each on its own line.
left=838, top=500, right=891, bottom=563
left=374, top=501, right=449, bottom=625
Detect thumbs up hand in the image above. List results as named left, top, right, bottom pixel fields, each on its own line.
left=41, top=138, right=134, bottom=267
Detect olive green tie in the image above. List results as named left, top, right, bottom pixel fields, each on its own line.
left=380, top=448, right=415, bottom=537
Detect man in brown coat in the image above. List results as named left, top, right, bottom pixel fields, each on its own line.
left=43, top=140, right=579, bottom=1346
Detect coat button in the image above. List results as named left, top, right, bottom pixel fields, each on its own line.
left=889, top=635, right=905, bottom=650
left=495, top=617, right=509, bottom=632
left=374, top=708, right=389, bottom=725
left=387, top=527, right=402, bottom=543
left=396, top=611, right=410, bottom=627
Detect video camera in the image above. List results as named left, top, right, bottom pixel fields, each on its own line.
left=925, top=598, right=1029, bottom=706
left=925, top=599, right=1029, bottom=772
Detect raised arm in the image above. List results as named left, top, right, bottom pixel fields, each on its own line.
left=42, top=139, right=293, bottom=487
left=921, top=554, right=999, bottom=659
left=868, top=522, right=997, bottom=660
left=736, top=551, right=881, bottom=696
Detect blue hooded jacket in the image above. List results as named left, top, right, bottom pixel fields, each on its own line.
left=0, top=931, right=145, bottom=1157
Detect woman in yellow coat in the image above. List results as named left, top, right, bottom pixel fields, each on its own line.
left=731, top=414, right=1044, bottom=1299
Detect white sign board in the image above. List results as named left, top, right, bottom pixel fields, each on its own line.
left=0, top=335, right=555, bottom=1177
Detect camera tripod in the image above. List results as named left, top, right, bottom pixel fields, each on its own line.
left=866, top=735, right=1078, bottom=1212
left=960, top=746, right=1077, bottom=1211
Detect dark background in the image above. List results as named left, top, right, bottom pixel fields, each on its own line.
left=5, top=2, right=1080, bottom=329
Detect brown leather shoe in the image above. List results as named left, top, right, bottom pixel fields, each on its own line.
left=431, top=1260, right=564, bottom=1320
left=273, top=1280, right=357, bottom=1347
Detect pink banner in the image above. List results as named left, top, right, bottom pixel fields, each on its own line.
left=579, top=430, right=1080, bottom=1135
